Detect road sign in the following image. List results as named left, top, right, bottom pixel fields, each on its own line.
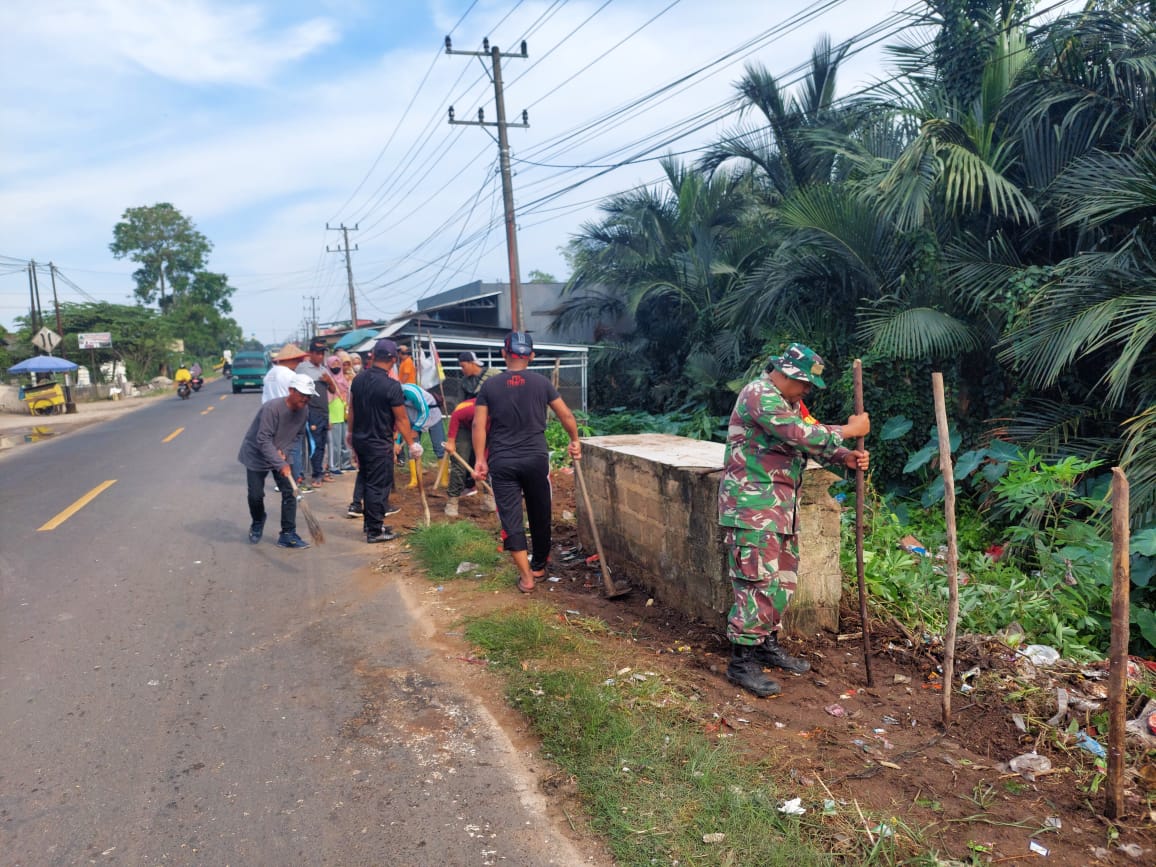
left=32, top=327, right=62, bottom=353
left=78, top=332, right=113, bottom=349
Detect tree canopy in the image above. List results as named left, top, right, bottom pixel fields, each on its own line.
left=109, top=203, right=212, bottom=310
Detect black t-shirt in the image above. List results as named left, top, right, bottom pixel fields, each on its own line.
left=476, top=369, right=560, bottom=461
left=349, top=367, right=404, bottom=448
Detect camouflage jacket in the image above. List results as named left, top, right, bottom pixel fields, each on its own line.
left=718, top=374, right=851, bottom=536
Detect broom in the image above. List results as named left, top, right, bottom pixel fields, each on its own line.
left=286, top=474, right=325, bottom=544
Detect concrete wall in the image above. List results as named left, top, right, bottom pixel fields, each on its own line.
left=576, top=434, right=844, bottom=636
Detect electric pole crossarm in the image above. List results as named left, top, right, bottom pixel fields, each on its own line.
left=326, top=223, right=360, bottom=327
left=443, top=37, right=530, bottom=330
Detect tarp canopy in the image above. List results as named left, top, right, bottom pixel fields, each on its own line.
left=334, top=328, right=380, bottom=350
left=8, top=356, right=79, bottom=374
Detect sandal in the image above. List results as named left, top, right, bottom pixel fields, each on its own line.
left=517, top=577, right=536, bottom=594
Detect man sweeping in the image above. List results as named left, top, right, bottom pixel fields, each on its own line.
left=238, top=373, right=317, bottom=549
left=719, top=342, right=870, bottom=696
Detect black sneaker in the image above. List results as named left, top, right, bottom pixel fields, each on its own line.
left=384, top=505, right=401, bottom=516
left=276, top=531, right=311, bottom=549
left=367, top=529, right=397, bottom=543
left=346, top=504, right=363, bottom=518
left=248, top=521, right=264, bottom=544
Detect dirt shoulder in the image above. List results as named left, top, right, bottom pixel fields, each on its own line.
left=369, top=465, right=1154, bottom=866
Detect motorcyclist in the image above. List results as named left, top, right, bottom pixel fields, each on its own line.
left=190, top=361, right=203, bottom=378
left=174, top=363, right=192, bottom=386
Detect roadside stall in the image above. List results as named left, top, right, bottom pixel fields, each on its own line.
left=8, top=356, right=79, bottom=415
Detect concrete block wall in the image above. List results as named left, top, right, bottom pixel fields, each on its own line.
left=577, top=434, right=844, bottom=636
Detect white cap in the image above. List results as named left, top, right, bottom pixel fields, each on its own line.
left=288, top=373, right=317, bottom=396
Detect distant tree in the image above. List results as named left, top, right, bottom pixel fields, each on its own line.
left=527, top=269, right=557, bottom=283
left=109, top=203, right=211, bottom=311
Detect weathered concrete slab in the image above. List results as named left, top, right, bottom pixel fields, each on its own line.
left=578, top=434, right=843, bottom=636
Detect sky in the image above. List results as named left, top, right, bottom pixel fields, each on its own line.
left=2, top=0, right=939, bottom=346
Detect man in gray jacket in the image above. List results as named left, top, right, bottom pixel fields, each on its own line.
left=238, top=373, right=316, bottom=549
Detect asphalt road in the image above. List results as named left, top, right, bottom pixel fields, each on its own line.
left=0, top=380, right=601, bottom=866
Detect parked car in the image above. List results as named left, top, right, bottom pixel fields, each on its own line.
left=231, top=350, right=271, bottom=394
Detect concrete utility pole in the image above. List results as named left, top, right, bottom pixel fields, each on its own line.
left=49, top=263, right=65, bottom=358
left=304, top=295, right=319, bottom=339
left=27, top=261, right=40, bottom=333
left=445, top=35, right=530, bottom=331
left=326, top=224, right=359, bottom=328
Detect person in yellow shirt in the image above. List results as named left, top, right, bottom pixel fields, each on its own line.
left=174, top=363, right=192, bottom=385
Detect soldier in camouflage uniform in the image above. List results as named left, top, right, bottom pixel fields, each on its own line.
left=718, top=342, right=870, bottom=697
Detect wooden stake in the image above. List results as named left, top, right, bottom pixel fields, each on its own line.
left=1105, top=467, right=1130, bottom=820
left=932, top=372, right=959, bottom=728
left=853, top=359, right=874, bottom=687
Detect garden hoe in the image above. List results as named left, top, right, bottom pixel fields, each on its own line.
left=573, top=458, right=632, bottom=599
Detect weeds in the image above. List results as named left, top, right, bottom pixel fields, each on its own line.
left=407, top=521, right=504, bottom=580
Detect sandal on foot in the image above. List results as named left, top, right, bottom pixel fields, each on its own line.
left=517, top=577, right=536, bottom=594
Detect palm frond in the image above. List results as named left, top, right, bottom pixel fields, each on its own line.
left=857, top=305, right=980, bottom=359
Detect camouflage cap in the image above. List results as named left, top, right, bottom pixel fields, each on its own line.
left=770, top=342, right=827, bottom=388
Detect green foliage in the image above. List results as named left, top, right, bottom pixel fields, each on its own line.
left=407, top=522, right=504, bottom=580
left=109, top=203, right=212, bottom=309
left=585, top=407, right=726, bottom=441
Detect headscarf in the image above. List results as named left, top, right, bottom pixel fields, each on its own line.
left=326, top=354, right=350, bottom=403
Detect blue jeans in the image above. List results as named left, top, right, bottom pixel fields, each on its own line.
left=307, top=412, right=328, bottom=480
left=424, top=422, right=446, bottom=459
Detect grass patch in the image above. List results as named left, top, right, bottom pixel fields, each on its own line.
left=463, top=606, right=902, bottom=865
left=408, top=521, right=504, bottom=580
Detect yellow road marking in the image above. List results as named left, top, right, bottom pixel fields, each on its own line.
left=38, top=480, right=117, bottom=531
left=163, top=427, right=184, bottom=442
left=200, top=406, right=215, bottom=415
left=219, top=395, right=228, bottom=401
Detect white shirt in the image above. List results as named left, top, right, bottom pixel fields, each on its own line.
left=262, top=364, right=295, bottom=403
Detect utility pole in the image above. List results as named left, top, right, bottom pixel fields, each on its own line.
left=326, top=223, right=359, bottom=328
left=27, top=261, right=40, bottom=334
left=49, top=262, right=65, bottom=358
left=445, top=36, right=530, bottom=330
left=304, top=295, right=319, bottom=338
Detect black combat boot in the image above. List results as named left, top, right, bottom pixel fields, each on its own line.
left=754, top=633, right=811, bottom=673
left=726, top=644, right=781, bottom=697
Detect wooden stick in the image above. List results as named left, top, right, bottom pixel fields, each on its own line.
left=1105, top=467, right=1130, bottom=820
left=853, top=359, right=874, bottom=687
left=932, top=372, right=959, bottom=728
left=447, top=449, right=494, bottom=497
left=415, top=461, right=430, bottom=527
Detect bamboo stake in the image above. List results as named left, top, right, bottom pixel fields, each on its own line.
left=853, top=359, right=874, bottom=687
left=1105, top=467, right=1130, bottom=820
left=931, top=372, right=959, bottom=728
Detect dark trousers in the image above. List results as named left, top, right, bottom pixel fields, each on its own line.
left=490, top=454, right=552, bottom=571
left=307, top=413, right=328, bottom=480
left=356, top=445, right=394, bottom=536
left=447, top=428, right=477, bottom=497
left=351, top=470, right=364, bottom=508
left=247, top=468, right=296, bottom=534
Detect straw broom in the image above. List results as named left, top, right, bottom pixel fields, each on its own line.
left=286, top=475, right=325, bottom=544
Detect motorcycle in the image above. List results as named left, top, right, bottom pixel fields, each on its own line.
left=191, top=376, right=204, bottom=392
left=177, top=380, right=191, bottom=400
left=222, top=362, right=232, bottom=379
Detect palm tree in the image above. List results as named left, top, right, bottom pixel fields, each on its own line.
left=556, top=158, right=768, bottom=414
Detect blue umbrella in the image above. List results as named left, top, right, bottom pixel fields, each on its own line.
left=8, top=356, right=79, bottom=374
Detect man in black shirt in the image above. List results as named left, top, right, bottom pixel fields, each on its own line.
left=473, top=331, right=581, bottom=593
left=347, top=338, right=422, bottom=543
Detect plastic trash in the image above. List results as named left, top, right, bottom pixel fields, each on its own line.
left=455, top=561, right=478, bottom=574
left=1009, top=752, right=1052, bottom=780
left=778, top=797, right=806, bottom=815
left=1075, top=730, right=1107, bottom=758
left=1020, top=644, right=1061, bottom=666
left=824, top=704, right=846, bottom=717
left=702, top=833, right=725, bottom=844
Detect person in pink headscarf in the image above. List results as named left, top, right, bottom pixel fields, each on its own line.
left=326, top=354, right=354, bottom=474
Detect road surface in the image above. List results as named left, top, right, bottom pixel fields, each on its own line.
left=0, top=381, right=604, bottom=866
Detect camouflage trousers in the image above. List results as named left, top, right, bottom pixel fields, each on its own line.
left=724, top=528, right=800, bottom=645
